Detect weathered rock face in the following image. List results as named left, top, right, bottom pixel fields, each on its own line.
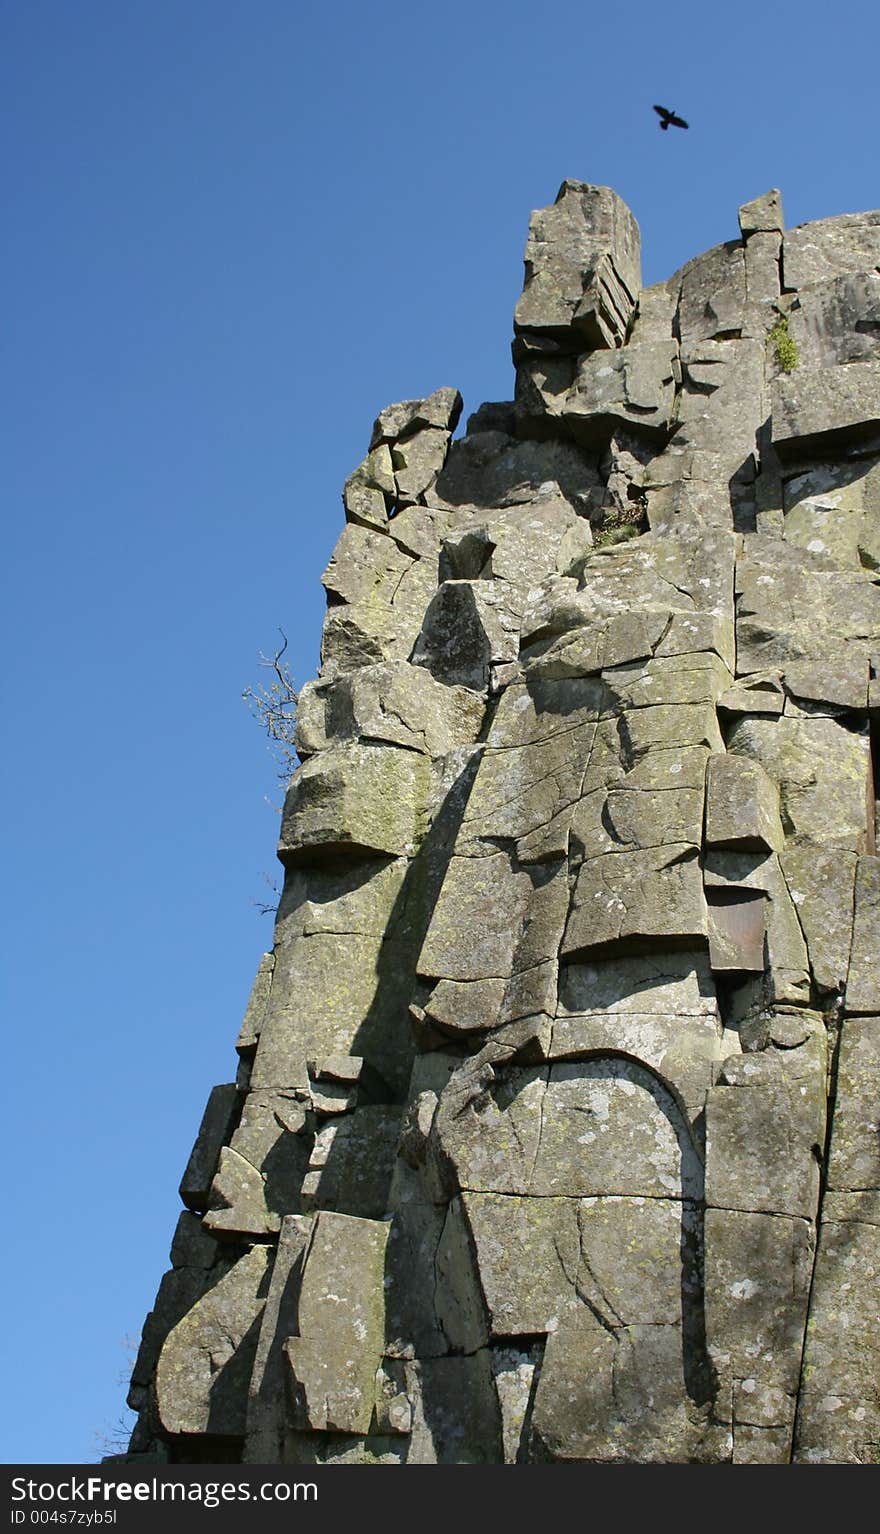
left=126, top=182, right=880, bottom=1466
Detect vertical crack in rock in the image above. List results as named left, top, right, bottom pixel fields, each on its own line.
left=525, top=1070, right=550, bottom=1194
left=573, top=1202, right=626, bottom=1331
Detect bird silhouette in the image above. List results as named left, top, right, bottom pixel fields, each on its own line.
left=653, top=104, right=689, bottom=131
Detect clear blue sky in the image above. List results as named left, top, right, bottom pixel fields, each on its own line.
left=2, top=0, right=877, bottom=1464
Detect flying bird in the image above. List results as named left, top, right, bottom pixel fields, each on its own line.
left=653, top=104, right=689, bottom=131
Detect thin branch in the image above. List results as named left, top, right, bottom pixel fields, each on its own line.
left=250, top=871, right=282, bottom=917
left=242, top=628, right=299, bottom=783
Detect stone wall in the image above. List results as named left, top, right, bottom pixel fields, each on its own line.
left=124, top=182, right=880, bottom=1465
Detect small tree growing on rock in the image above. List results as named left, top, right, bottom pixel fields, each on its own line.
left=243, top=629, right=298, bottom=916
left=242, top=628, right=299, bottom=787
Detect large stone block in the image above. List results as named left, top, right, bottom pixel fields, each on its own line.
left=514, top=180, right=640, bottom=354
left=433, top=428, right=599, bottom=510
left=782, top=211, right=880, bottom=289
left=128, top=1254, right=220, bottom=1411
left=204, top=1090, right=309, bottom=1237
left=433, top=1196, right=491, bottom=1353
left=782, top=457, right=880, bottom=576
left=704, top=754, right=783, bottom=852
left=705, top=1028, right=826, bottom=1219
left=742, top=229, right=782, bottom=308
left=348, top=387, right=462, bottom=510
left=492, top=1344, right=542, bottom=1464
left=342, top=442, right=395, bottom=531
left=794, top=1215, right=880, bottom=1463
left=826, top=1018, right=880, bottom=1190
left=318, top=600, right=400, bottom=673
left=391, top=427, right=450, bottom=503
left=406, top=1352, right=504, bottom=1464
left=602, top=652, right=731, bottom=712
left=784, top=657, right=869, bottom=711
left=278, top=744, right=429, bottom=861
left=438, top=493, right=592, bottom=597
left=677, top=240, right=747, bottom=348
left=321, top=522, right=413, bottom=607
left=371, top=387, right=463, bottom=448
left=718, top=674, right=785, bottom=718
left=437, top=1057, right=701, bottom=1201
left=556, top=978, right=722, bottom=1112
left=244, top=1215, right=311, bottom=1462
left=409, top=580, right=499, bottom=689
left=300, top=1105, right=402, bottom=1219
left=169, top=1212, right=220, bottom=1272
left=284, top=1212, right=388, bottom=1436
left=460, top=1193, right=578, bottom=1336
left=789, top=270, right=880, bottom=371
left=706, top=893, right=765, bottom=975
left=418, top=852, right=568, bottom=983
left=736, top=535, right=880, bottom=678
left=780, top=842, right=857, bottom=992
left=563, top=843, right=707, bottom=955
left=383, top=1196, right=449, bottom=1361
left=704, top=1208, right=815, bottom=1402
left=702, top=849, right=810, bottom=1003
left=557, top=949, right=717, bottom=1016
left=272, top=855, right=409, bottom=945
left=179, top=1084, right=240, bottom=1213
left=236, top=953, right=274, bottom=1054
left=530, top=1308, right=724, bottom=1463
left=156, top=1245, right=271, bottom=1438
left=739, top=189, right=784, bottom=236
left=469, top=1193, right=698, bottom=1335
left=726, top=714, right=871, bottom=853
left=673, top=338, right=766, bottom=483
left=457, top=719, right=598, bottom=858
left=562, top=336, right=677, bottom=444
left=251, top=922, right=414, bottom=1100
left=575, top=781, right=705, bottom=857
left=772, top=360, right=880, bottom=455
left=295, top=662, right=485, bottom=757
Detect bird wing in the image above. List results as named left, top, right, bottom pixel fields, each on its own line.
left=669, top=112, right=689, bottom=129
left=653, top=104, right=671, bottom=118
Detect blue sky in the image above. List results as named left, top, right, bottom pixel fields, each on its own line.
left=2, top=0, right=878, bottom=1464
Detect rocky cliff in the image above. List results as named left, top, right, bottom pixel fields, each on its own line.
left=125, top=182, right=880, bottom=1465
